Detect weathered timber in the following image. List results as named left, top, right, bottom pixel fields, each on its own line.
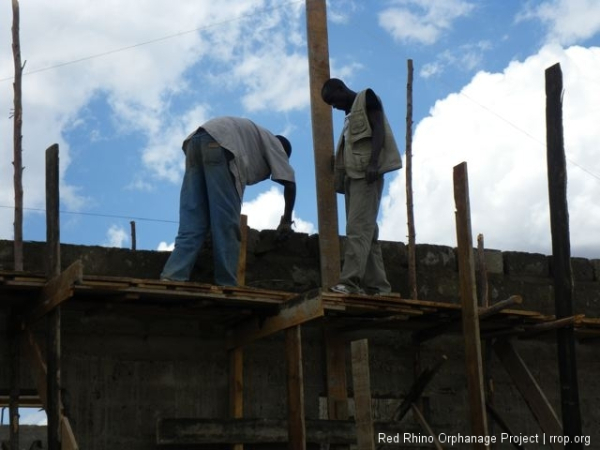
left=545, top=62, right=583, bottom=447
left=8, top=313, right=20, bottom=450
left=351, top=339, right=374, bottom=450
left=46, top=144, right=61, bottom=450
left=286, top=325, right=306, bottom=450
left=22, top=329, right=78, bottom=450
left=453, top=162, right=489, bottom=446
left=227, top=289, right=324, bottom=349
left=237, top=214, right=248, bottom=286
left=413, top=295, right=522, bottom=343
left=305, top=0, right=339, bottom=289
left=493, top=339, right=563, bottom=450
left=12, top=0, right=24, bottom=272
left=156, top=418, right=402, bottom=445
left=486, top=402, right=524, bottom=450
left=405, top=58, right=417, bottom=301
left=387, top=355, right=447, bottom=426
left=28, top=260, right=83, bottom=323
left=410, top=404, right=443, bottom=450
left=325, top=329, right=349, bottom=421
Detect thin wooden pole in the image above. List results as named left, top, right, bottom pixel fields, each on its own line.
left=46, top=144, right=62, bottom=450
left=12, top=0, right=24, bottom=272
left=230, top=214, right=248, bottom=450
left=405, top=59, right=417, bottom=300
left=9, top=313, right=20, bottom=450
left=305, top=0, right=340, bottom=289
left=545, top=62, right=583, bottom=447
left=453, top=162, right=489, bottom=448
left=130, top=221, right=137, bottom=251
left=286, top=326, right=306, bottom=450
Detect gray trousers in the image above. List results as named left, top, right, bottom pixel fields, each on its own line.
left=339, top=175, right=391, bottom=294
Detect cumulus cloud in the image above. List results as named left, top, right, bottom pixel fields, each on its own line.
left=378, top=0, right=475, bottom=45
left=104, top=224, right=129, bottom=248
left=242, top=186, right=316, bottom=234
left=380, top=44, right=600, bottom=258
left=0, top=0, right=309, bottom=240
left=517, top=0, right=600, bottom=46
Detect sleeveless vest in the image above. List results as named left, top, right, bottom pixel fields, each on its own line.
left=334, top=90, right=402, bottom=190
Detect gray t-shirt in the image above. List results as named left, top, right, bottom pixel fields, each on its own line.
left=184, top=117, right=295, bottom=200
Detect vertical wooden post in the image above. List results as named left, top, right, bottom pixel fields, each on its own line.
left=286, top=326, right=306, bottom=450
left=453, top=162, right=489, bottom=448
left=351, top=339, right=374, bottom=450
left=12, top=0, right=24, bottom=272
left=230, top=213, right=248, bottom=450
left=306, top=0, right=340, bottom=289
left=229, top=348, right=243, bottom=450
left=130, top=221, right=137, bottom=251
left=46, top=144, right=62, bottom=450
left=325, top=330, right=348, bottom=421
left=545, top=62, right=583, bottom=448
left=405, top=59, right=417, bottom=300
left=9, top=313, right=20, bottom=450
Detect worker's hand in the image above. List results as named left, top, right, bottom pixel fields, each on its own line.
left=366, top=161, right=379, bottom=184
left=276, top=216, right=294, bottom=241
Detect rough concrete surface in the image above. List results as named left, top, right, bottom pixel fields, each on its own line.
left=1, top=236, right=599, bottom=449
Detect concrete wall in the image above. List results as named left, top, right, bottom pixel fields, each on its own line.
left=1, top=236, right=599, bottom=449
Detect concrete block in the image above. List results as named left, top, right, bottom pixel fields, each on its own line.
left=503, top=251, right=550, bottom=277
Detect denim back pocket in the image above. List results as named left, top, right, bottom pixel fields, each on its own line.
left=202, top=140, right=225, bottom=166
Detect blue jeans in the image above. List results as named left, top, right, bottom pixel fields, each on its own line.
left=161, top=130, right=241, bottom=285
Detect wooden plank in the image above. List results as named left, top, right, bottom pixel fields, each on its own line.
left=228, top=290, right=324, bottom=349
left=389, top=356, right=447, bottom=424
left=46, top=143, right=61, bottom=450
left=9, top=315, right=20, bottom=450
left=22, top=330, right=48, bottom=408
left=414, top=295, right=522, bottom=343
left=28, top=260, right=83, bottom=322
left=493, top=339, right=563, bottom=449
left=61, top=417, right=78, bottom=450
left=453, top=162, right=489, bottom=445
left=351, top=339, right=374, bottom=450
left=410, top=404, right=443, bottom=450
left=306, top=0, right=340, bottom=289
left=545, top=62, right=583, bottom=444
left=486, top=402, right=525, bottom=450
left=325, top=330, right=349, bottom=421
left=229, top=347, right=244, bottom=450
left=286, top=326, right=306, bottom=450
left=22, top=330, right=79, bottom=450
left=156, top=418, right=403, bottom=445
left=237, top=214, right=248, bottom=286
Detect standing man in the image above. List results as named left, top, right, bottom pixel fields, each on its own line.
left=321, top=78, right=402, bottom=295
left=161, top=116, right=296, bottom=285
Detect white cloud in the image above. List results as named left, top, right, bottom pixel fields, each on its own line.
left=419, top=41, right=493, bottom=78
left=157, top=241, right=174, bottom=252
left=380, top=44, right=600, bottom=258
left=156, top=186, right=316, bottom=252
left=104, top=224, right=129, bottom=248
left=0, top=0, right=308, bottom=240
left=242, top=186, right=316, bottom=234
left=378, top=0, right=475, bottom=45
left=517, top=0, right=600, bottom=46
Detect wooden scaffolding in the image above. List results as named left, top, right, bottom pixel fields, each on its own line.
left=2, top=2, right=592, bottom=449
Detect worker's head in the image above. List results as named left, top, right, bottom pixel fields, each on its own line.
left=275, top=135, right=292, bottom=158
left=321, top=78, right=354, bottom=111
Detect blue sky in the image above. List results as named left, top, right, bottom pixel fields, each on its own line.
left=1, top=0, right=600, bottom=259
